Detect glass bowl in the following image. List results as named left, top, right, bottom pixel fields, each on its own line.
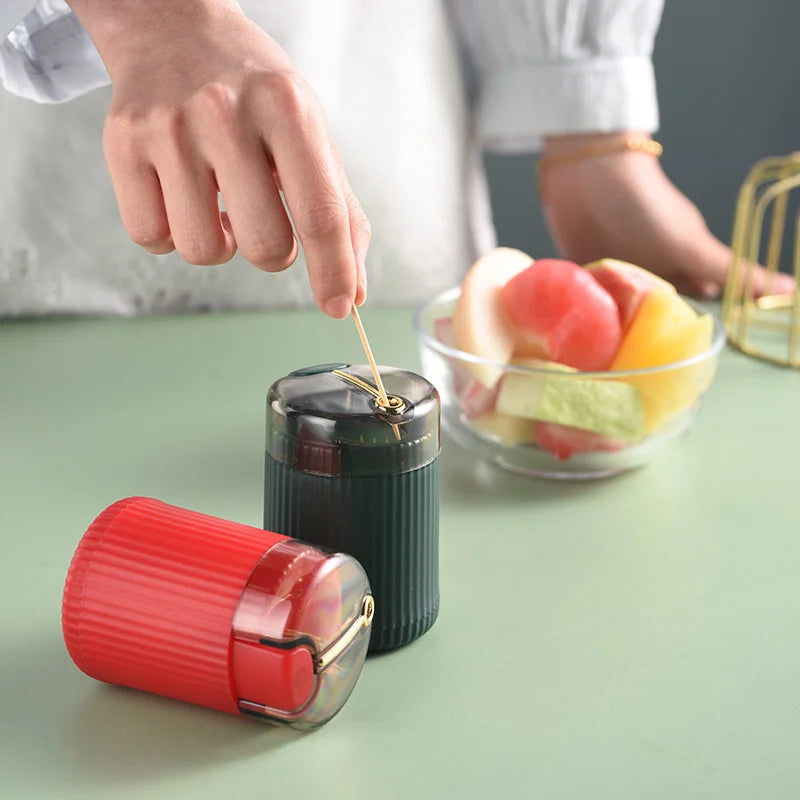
left=414, top=287, right=726, bottom=479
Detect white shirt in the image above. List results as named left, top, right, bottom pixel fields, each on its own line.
left=0, top=1, right=664, bottom=316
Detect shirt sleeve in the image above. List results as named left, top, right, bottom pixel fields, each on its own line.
left=446, top=0, right=665, bottom=153
left=1, top=0, right=109, bottom=103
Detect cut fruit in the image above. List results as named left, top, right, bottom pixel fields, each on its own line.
left=611, top=290, right=715, bottom=433
left=433, top=317, right=455, bottom=347
left=434, top=316, right=471, bottom=395
left=533, top=422, right=627, bottom=460
left=611, top=289, right=699, bottom=369
left=496, top=365, right=644, bottom=441
left=584, top=258, right=675, bottom=332
left=500, top=259, right=622, bottom=371
left=452, top=247, right=534, bottom=387
left=459, top=379, right=500, bottom=420
left=471, top=411, right=536, bottom=446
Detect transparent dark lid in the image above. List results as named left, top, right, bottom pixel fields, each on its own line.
left=266, top=364, right=440, bottom=476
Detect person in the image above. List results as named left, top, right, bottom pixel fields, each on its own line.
left=0, top=0, right=793, bottom=318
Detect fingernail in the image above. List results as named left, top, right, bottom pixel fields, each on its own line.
left=323, top=294, right=353, bottom=320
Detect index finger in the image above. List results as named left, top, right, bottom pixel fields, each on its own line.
left=264, top=102, right=357, bottom=319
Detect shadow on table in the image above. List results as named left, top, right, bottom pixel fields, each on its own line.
left=1, top=636, right=300, bottom=792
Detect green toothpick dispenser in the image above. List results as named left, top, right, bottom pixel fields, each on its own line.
left=264, top=363, right=440, bottom=653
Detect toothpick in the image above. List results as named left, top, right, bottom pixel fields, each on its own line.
left=351, top=304, right=400, bottom=440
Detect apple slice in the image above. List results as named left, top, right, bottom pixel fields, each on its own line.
left=500, top=259, right=622, bottom=371
left=471, top=412, right=536, bottom=446
left=459, top=379, right=500, bottom=420
left=533, top=422, right=626, bottom=461
left=434, top=316, right=472, bottom=395
left=584, top=258, right=675, bottom=332
left=452, top=247, right=534, bottom=387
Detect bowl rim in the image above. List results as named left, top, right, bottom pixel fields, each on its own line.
left=413, top=286, right=727, bottom=378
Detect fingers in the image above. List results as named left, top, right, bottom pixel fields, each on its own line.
left=256, top=75, right=360, bottom=318
left=327, top=139, right=370, bottom=305
left=697, top=281, right=722, bottom=299
left=103, top=123, right=173, bottom=255
left=738, top=263, right=796, bottom=298
left=105, top=70, right=371, bottom=317
left=685, top=262, right=796, bottom=300
left=766, top=270, right=796, bottom=295
left=211, top=140, right=297, bottom=273
left=692, top=236, right=797, bottom=299
left=105, top=109, right=236, bottom=267
left=338, top=164, right=370, bottom=307
left=349, top=196, right=369, bottom=307
left=153, top=138, right=237, bottom=267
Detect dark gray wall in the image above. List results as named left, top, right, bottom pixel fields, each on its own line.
left=485, top=0, right=800, bottom=259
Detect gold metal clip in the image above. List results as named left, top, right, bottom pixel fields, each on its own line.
left=331, top=369, right=405, bottom=438
left=315, top=595, right=375, bottom=672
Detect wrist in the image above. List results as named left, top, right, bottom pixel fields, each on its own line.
left=66, top=0, right=239, bottom=67
left=537, top=132, right=662, bottom=205
left=543, top=131, right=653, bottom=159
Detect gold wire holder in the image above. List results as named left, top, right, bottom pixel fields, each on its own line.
left=722, top=152, right=800, bottom=367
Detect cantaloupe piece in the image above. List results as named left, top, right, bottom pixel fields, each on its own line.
left=611, top=290, right=714, bottom=433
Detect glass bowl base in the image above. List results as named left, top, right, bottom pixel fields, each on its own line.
left=441, top=402, right=701, bottom=480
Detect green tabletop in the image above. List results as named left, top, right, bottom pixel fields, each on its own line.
left=1, top=306, right=799, bottom=800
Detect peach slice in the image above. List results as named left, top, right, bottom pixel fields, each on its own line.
left=501, top=259, right=622, bottom=371
left=584, top=258, right=675, bottom=332
left=452, top=247, right=534, bottom=387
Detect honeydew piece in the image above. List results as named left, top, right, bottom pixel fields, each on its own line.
left=497, top=369, right=644, bottom=441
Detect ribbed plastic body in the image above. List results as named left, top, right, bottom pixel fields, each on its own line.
left=62, top=497, right=289, bottom=714
left=264, top=456, right=439, bottom=652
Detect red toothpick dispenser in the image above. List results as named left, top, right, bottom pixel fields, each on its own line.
left=61, top=497, right=374, bottom=729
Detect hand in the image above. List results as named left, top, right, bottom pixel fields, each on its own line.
left=66, top=0, right=369, bottom=318
left=539, top=132, right=796, bottom=298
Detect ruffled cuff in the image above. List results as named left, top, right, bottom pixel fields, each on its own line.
left=1, top=3, right=109, bottom=103
left=477, top=56, right=659, bottom=154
